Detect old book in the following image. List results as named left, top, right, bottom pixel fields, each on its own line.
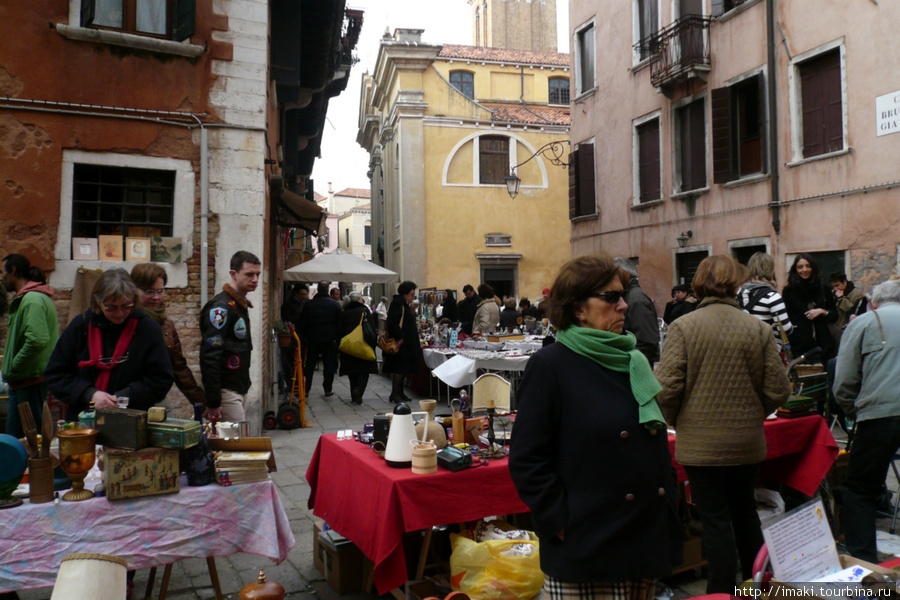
left=99, top=235, right=123, bottom=261
left=72, top=237, right=99, bottom=261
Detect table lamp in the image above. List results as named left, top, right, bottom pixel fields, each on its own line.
left=50, top=553, right=127, bottom=600
left=471, top=374, right=511, bottom=457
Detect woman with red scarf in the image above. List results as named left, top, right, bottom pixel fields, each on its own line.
left=45, top=269, right=173, bottom=417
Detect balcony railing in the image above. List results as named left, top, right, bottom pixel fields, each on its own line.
left=634, top=15, right=713, bottom=90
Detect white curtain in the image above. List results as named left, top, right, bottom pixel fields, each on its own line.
left=136, top=0, right=166, bottom=35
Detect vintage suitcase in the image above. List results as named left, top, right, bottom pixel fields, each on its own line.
left=104, top=447, right=180, bottom=500
left=96, top=408, right=148, bottom=450
left=148, top=418, right=201, bottom=449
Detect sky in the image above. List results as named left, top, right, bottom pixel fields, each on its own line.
left=311, top=0, right=570, bottom=194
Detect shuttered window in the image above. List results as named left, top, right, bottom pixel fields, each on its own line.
left=450, top=71, right=475, bottom=99
left=576, top=24, right=595, bottom=94
left=799, top=49, right=843, bottom=158
left=676, top=99, right=707, bottom=192
left=711, top=74, right=766, bottom=184
left=637, top=119, right=661, bottom=203
left=549, top=77, right=570, bottom=105
left=479, top=136, right=509, bottom=185
left=81, top=0, right=195, bottom=41
left=568, top=144, right=596, bottom=219
left=637, top=0, right=659, bottom=60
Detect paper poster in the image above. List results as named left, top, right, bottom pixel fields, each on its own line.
left=71, top=237, right=98, bottom=261
left=125, top=237, right=151, bottom=261
left=151, top=237, right=182, bottom=263
left=98, top=235, right=123, bottom=261
left=762, top=498, right=841, bottom=581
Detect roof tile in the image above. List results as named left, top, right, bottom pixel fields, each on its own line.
left=438, top=45, right=569, bottom=67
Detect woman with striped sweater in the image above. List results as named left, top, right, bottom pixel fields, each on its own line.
left=737, top=252, right=793, bottom=345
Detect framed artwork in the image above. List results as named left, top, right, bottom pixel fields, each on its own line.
left=151, top=237, right=183, bottom=263
left=98, top=235, right=123, bottom=261
left=71, top=237, right=99, bottom=261
left=126, top=237, right=151, bottom=262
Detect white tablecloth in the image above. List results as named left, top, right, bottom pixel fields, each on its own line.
left=424, top=348, right=533, bottom=387
left=0, top=478, right=294, bottom=592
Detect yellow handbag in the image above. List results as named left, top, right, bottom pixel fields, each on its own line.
left=339, top=314, right=376, bottom=361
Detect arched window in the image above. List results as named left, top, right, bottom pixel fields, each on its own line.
left=549, top=77, right=570, bottom=104
left=450, top=71, right=475, bottom=99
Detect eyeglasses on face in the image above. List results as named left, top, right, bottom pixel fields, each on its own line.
left=99, top=300, right=135, bottom=314
left=142, top=288, right=165, bottom=297
left=587, top=290, right=626, bottom=304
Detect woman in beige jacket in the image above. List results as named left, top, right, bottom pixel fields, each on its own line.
left=655, top=255, right=791, bottom=593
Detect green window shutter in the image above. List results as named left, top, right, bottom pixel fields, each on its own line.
left=172, top=0, right=196, bottom=42
left=81, top=0, right=95, bottom=27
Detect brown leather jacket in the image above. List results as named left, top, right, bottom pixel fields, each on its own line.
left=161, top=318, right=206, bottom=407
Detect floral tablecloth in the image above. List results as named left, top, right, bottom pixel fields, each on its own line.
left=0, top=478, right=295, bottom=592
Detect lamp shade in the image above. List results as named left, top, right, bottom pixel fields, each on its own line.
left=51, top=553, right=127, bottom=600
left=472, top=373, right=511, bottom=411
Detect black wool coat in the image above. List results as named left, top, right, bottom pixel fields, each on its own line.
left=382, top=295, right=421, bottom=375
left=509, top=342, right=683, bottom=582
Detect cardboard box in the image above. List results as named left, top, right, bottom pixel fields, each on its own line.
left=104, top=447, right=180, bottom=500
left=96, top=408, right=148, bottom=450
left=313, top=520, right=326, bottom=575
left=671, top=534, right=705, bottom=575
left=317, top=528, right=365, bottom=595
left=770, top=555, right=893, bottom=599
left=148, top=418, right=200, bottom=449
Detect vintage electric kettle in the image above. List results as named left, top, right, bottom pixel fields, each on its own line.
left=384, top=403, right=427, bottom=468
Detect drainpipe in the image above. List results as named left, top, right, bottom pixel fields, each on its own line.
left=199, top=121, right=210, bottom=305
left=766, top=0, right=781, bottom=234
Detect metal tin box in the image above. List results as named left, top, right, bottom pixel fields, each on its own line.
left=96, top=408, right=148, bottom=450
left=104, top=447, right=180, bottom=500
left=148, top=418, right=200, bottom=449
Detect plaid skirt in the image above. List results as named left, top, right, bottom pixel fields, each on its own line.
left=541, top=577, right=655, bottom=600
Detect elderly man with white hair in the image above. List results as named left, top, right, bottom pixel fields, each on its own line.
left=834, top=278, right=900, bottom=562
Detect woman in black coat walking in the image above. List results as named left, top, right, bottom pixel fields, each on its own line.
left=782, top=253, right=838, bottom=362
left=382, top=280, right=422, bottom=403
left=339, top=292, right=378, bottom=404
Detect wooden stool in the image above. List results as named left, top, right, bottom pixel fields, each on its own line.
left=143, top=557, right=223, bottom=600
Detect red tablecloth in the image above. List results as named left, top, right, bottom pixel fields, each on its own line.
left=306, top=435, right=528, bottom=594
left=308, top=415, right=838, bottom=594
left=668, top=415, right=839, bottom=496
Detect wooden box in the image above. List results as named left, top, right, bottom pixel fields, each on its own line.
left=96, top=408, right=148, bottom=450
left=486, top=333, right=525, bottom=342
left=317, top=528, right=365, bottom=595
left=148, top=418, right=200, bottom=449
left=104, top=447, right=180, bottom=500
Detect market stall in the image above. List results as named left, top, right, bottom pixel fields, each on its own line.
left=0, top=478, right=294, bottom=593
left=306, top=415, right=839, bottom=596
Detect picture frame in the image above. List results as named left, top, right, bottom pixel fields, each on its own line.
left=98, top=235, right=123, bottom=261
left=126, top=237, right=151, bottom=262
left=71, top=237, right=99, bottom=261
left=150, top=237, right=183, bottom=263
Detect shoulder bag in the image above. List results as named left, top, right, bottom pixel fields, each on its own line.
left=378, top=307, right=404, bottom=355
left=339, top=314, right=377, bottom=361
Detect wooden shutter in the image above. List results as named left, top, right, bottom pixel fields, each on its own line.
left=637, top=120, right=660, bottom=203
left=711, top=86, right=733, bottom=183
left=479, top=136, right=509, bottom=185
left=802, top=50, right=844, bottom=155
left=568, top=148, right=580, bottom=219
left=578, top=143, right=596, bottom=216
left=81, top=0, right=95, bottom=27
left=680, top=100, right=707, bottom=191
left=172, top=0, right=196, bottom=42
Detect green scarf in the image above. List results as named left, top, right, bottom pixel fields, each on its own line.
left=556, top=326, right=666, bottom=431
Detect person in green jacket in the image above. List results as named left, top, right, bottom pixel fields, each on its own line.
left=1, top=254, right=59, bottom=438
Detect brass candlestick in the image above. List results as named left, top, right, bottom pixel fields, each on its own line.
left=58, top=429, right=98, bottom=501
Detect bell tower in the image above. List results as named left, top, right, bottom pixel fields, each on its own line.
left=469, top=0, right=558, bottom=53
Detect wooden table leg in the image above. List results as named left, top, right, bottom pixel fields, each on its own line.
left=414, top=527, right=433, bottom=581
left=158, top=564, right=172, bottom=600
left=206, top=557, right=223, bottom=600
left=144, top=566, right=157, bottom=600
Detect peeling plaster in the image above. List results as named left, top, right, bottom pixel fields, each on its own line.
left=0, top=116, right=53, bottom=158
left=0, top=67, right=25, bottom=97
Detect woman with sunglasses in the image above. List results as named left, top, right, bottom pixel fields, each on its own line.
left=45, top=268, right=173, bottom=418
left=131, top=263, right=205, bottom=416
left=656, top=255, right=791, bottom=593
left=509, top=254, right=684, bottom=600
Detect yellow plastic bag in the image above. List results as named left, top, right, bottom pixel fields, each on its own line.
left=449, top=532, right=543, bottom=600
left=339, top=314, right=376, bottom=361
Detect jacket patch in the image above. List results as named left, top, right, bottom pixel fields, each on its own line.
left=228, top=300, right=236, bottom=307
left=226, top=355, right=241, bottom=370
left=210, top=307, right=227, bottom=329
left=234, top=317, right=247, bottom=339
left=205, top=335, right=224, bottom=347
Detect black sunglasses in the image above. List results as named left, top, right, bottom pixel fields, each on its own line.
left=587, top=290, right=626, bottom=304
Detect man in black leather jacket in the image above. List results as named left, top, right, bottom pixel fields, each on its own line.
left=199, top=251, right=260, bottom=421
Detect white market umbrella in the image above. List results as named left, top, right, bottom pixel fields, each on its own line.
left=283, top=248, right=399, bottom=283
